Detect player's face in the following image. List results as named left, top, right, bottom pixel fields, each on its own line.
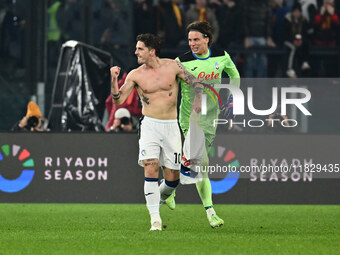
left=135, top=41, right=153, bottom=65
left=188, top=31, right=209, bottom=55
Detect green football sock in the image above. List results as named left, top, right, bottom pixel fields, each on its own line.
left=195, top=149, right=213, bottom=208
left=195, top=175, right=213, bottom=208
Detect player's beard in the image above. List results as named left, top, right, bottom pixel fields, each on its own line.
left=137, top=56, right=144, bottom=65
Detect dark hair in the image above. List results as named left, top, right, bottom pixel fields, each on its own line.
left=27, top=116, right=39, bottom=128
left=186, top=21, right=213, bottom=46
left=136, top=33, right=162, bottom=56
left=292, top=2, right=302, bottom=12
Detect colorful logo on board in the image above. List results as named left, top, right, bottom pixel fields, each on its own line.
left=210, top=147, right=240, bottom=194
left=0, top=144, right=35, bottom=193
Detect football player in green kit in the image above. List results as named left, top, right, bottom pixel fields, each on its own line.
left=167, top=21, right=240, bottom=228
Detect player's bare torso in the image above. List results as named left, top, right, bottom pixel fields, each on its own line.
left=132, top=59, right=179, bottom=120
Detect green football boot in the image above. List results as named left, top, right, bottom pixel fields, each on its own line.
left=165, top=191, right=176, bottom=210
left=209, top=214, right=224, bottom=228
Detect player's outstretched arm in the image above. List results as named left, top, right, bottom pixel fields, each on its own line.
left=110, top=66, right=136, bottom=105
left=175, top=61, right=203, bottom=89
left=175, top=60, right=204, bottom=113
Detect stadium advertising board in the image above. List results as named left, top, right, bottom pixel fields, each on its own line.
left=0, top=133, right=339, bottom=204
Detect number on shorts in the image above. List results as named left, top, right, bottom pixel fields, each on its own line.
left=174, top=153, right=181, bottom=164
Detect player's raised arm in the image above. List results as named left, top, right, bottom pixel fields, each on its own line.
left=110, top=66, right=136, bottom=105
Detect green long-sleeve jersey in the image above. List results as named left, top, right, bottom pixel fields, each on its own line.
left=176, top=48, right=240, bottom=144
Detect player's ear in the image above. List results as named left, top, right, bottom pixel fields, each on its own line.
left=150, top=48, right=156, bottom=56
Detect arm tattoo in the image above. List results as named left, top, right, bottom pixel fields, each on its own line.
left=177, top=61, right=205, bottom=98
left=177, top=61, right=196, bottom=85
left=194, top=87, right=203, bottom=99
left=141, top=94, right=150, bottom=105
left=195, top=87, right=202, bottom=95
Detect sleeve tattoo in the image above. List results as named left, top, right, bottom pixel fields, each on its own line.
left=176, top=61, right=203, bottom=97
left=176, top=61, right=195, bottom=85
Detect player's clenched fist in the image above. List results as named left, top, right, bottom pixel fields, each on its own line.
left=110, top=66, right=121, bottom=82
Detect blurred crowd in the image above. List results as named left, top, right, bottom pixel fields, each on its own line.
left=1, top=0, right=339, bottom=79
left=0, top=0, right=339, bottom=132
left=133, top=0, right=340, bottom=77
left=134, top=0, right=340, bottom=47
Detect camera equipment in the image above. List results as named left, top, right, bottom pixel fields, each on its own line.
left=120, top=117, right=131, bottom=125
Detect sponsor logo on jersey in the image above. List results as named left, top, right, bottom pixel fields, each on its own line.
left=197, top=71, right=220, bottom=80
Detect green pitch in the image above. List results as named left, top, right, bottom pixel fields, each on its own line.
left=0, top=204, right=339, bottom=255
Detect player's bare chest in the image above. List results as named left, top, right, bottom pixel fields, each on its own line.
left=135, top=70, right=177, bottom=93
